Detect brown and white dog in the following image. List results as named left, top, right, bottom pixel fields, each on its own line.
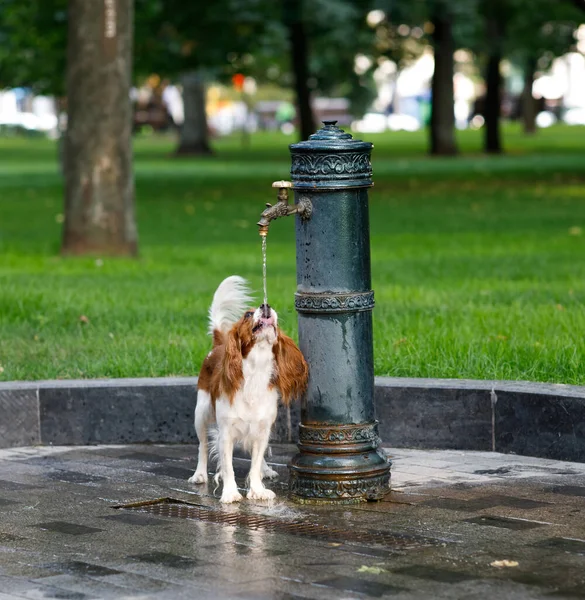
left=188, top=276, right=308, bottom=503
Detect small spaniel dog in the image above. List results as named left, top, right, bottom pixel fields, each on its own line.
left=188, top=276, right=308, bottom=503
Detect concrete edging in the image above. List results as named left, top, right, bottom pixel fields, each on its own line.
left=1, top=376, right=584, bottom=463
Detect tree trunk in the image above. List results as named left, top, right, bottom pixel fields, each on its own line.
left=56, top=97, right=67, bottom=177
left=62, top=0, right=137, bottom=256
left=430, top=11, right=458, bottom=155
left=483, top=11, right=504, bottom=155
left=284, top=0, right=315, bottom=141
left=175, top=71, right=212, bottom=155
left=484, top=51, right=502, bottom=153
left=521, top=57, right=537, bottom=135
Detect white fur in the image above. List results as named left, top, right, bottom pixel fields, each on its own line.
left=207, top=275, right=253, bottom=335
left=189, top=277, right=279, bottom=503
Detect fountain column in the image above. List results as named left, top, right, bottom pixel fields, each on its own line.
left=287, top=121, right=391, bottom=503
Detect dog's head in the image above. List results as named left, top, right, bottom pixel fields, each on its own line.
left=226, top=303, right=278, bottom=356
left=250, top=303, right=278, bottom=343
left=222, top=303, right=308, bottom=405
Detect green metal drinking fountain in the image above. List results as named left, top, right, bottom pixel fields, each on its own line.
left=258, top=121, right=391, bottom=503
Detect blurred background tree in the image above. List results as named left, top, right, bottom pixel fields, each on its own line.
left=505, top=0, right=583, bottom=135
left=464, top=0, right=583, bottom=152
left=62, top=0, right=137, bottom=256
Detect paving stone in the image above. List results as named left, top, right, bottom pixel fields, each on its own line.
left=46, top=470, right=107, bottom=484
left=474, top=466, right=514, bottom=475
left=129, top=551, right=203, bottom=568
left=116, top=452, right=172, bottom=463
left=422, top=494, right=550, bottom=512
left=547, top=584, right=585, bottom=597
left=147, top=464, right=198, bottom=480
left=464, top=515, right=547, bottom=530
left=0, top=479, right=39, bottom=490
left=550, top=485, right=585, bottom=497
left=314, top=575, right=407, bottom=597
left=238, top=593, right=312, bottom=600
left=334, top=544, right=396, bottom=559
left=492, top=495, right=551, bottom=509
left=32, top=587, right=91, bottom=600
left=534, top=537, right=585, bottom=554
left=393, top=564, right=479, bottom=583
left=32, top=521, right=105, bottom=536
left=41, top=561, right=123, bottom=577
left=0, top=498, right=19, bottom=508
left=100, top=513, right=168, bottom=527
left=30, top=573, right=138, bottom=599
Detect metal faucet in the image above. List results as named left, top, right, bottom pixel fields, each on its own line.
left=257, top=181, right=312, bottom=236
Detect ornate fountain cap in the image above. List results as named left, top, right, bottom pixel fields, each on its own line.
left=290, top=121, right=373, bottom=190
left=307, top=120, right=354, bottom=142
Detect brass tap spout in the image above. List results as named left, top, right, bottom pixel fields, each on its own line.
left=257, top=180, right=312, bottom=236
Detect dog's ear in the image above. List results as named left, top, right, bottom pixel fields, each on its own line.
left=272, top=333, right=308, bottom=406
left=221, top=327, right=243, bottom=402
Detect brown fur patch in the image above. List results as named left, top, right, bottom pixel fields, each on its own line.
left=198, top=311, right=257, bottom=405
left=272, top=333, right=309, bottom=406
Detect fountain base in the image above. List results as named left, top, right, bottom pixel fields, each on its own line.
left=288, top=421, right=391, bottom=503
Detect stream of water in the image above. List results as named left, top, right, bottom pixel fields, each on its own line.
left=262, top=235, right=268, bottom=306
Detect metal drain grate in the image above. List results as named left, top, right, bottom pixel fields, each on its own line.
left=114, top=498, right=440, bottom=549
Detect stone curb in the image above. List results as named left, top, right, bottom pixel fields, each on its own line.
left=1, top=376, right=584, bottom=462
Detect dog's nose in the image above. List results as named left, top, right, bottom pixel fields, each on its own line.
left=260, top=303, right=271, bottom=318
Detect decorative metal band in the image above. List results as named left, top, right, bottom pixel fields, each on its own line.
left=295, top=290, right=374, bottom=314
left=289, top=471, right=390, bottom=501
left=299, top=422, right=380, bottom=445
left=291, top=152, right=372, bottom=177
left=290, top=152, right=372, bottom=189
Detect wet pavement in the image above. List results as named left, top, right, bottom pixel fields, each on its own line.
left=0, top=444, right=584, bottom=599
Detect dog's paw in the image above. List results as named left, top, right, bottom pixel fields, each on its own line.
left=247, top=487, right=276, bottom=501
left=188, top=471, right=208, bottom=484
left=261, top=466, right=279, bottom=480
left=220, top=488, right=243, bottom=504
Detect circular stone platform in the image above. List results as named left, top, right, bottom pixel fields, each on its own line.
left=0, top=376, right=584, bottom=462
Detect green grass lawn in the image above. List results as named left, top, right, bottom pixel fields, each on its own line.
left=0, top=124, right=584, bottom=383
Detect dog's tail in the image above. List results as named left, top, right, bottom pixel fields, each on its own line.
left=208, top=276, right=253, bottom=336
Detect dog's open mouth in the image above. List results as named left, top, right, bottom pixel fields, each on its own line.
left=253, top=316, right=275, bottom=333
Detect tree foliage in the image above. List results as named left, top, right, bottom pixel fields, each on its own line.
left=0, top=0, right=67, bottom=94
left=134, top=0, right=267, bottom=81
left=471, top=0, right=583, bottom=66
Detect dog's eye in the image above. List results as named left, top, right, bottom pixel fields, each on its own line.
left=245, top=311, right=254, bottom=318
